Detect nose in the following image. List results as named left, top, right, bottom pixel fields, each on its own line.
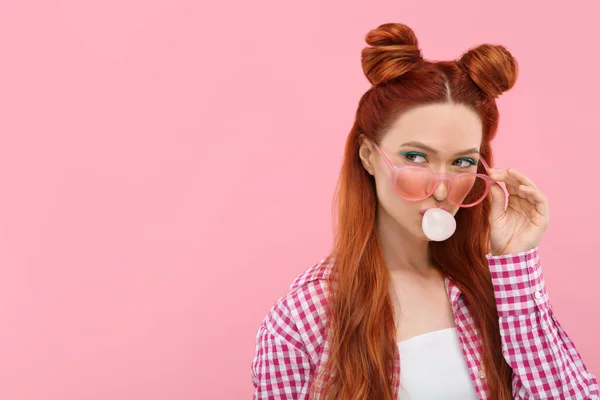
left=432, top=178, right=449, bottom=202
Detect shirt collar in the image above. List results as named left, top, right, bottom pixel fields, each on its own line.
left=444, top=277, right=463, bottom=308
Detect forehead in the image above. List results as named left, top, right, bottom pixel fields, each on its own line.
left=381, top=103, right=483, bottom=154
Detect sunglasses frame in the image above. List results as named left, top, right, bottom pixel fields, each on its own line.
left=370, top=141, right=499, bottom=208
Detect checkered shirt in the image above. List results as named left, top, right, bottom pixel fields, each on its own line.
left=251, top=248, right=599, bottom=399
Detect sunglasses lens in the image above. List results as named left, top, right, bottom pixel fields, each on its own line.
left=395, top=169, right=436, bottom=199
left=394, top=169, right=489, bottom=206
left=450, top=175, right=488, bottom=206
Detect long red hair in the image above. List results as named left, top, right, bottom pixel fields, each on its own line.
left=310, top=23, right=518, bottom=399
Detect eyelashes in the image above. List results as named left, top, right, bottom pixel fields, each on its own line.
left=401, top=151, right=427, bottom=163
left=400, top=152, right=477, bottom=168
left=457, top=158, right=477, bottom=166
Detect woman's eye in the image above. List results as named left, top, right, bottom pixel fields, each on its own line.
left=454, top=158, right=477, bottom=168
left=402, top=152, right=427, bottom=163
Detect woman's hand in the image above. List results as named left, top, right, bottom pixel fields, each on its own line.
left=487, top=168, right=549, bottom=256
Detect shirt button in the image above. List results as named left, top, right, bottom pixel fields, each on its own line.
left=478, top=369, right=486, bottom=379
left=535, top=291, right=542, bottom=300
left=528, top=260, right=536, bottom=268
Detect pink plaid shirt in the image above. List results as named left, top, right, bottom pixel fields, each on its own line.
left=251, top=248, right=599, bottom=399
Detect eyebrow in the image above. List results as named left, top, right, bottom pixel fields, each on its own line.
left=400, top=141, right=480, bottom=157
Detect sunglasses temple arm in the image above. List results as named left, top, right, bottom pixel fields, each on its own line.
left=372, top=143, right=395, bottom=171
left=479, top=157, right=492, bottom=174
left=480, top=157, right=510, bottom=201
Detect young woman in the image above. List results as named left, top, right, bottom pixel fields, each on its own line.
left=250, top=23, right=599, bottom=399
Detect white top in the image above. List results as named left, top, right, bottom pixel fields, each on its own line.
left=397, top=327, right=478, bottom=400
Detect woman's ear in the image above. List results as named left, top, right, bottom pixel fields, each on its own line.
left=358, top=139, right=376, bottom=176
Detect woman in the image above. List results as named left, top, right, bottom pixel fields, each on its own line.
left=250, top=23, right=599, bottom=399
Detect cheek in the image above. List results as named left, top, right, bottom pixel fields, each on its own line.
left=376, top=180, right=420, bottom=217
left=375, top=175, right=402, bottom=207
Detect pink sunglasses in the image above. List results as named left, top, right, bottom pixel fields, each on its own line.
left=371, top=141, right=499, bottom=208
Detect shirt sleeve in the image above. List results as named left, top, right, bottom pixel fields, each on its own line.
left=487, top=248, right=599, bottom=399
left=251, top=302, right=314, bottom=399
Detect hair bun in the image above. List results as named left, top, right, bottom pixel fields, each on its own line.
left=458, top=44, right=518, bottom=98
left=361, top=23, right=423, bottom=86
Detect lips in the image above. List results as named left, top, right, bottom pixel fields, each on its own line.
left=420, top=206, right=448, bottom=215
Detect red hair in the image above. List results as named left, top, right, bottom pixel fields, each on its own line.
left=311, top=23, right=518, bottom=399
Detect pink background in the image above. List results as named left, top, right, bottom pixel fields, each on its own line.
left=0, top=0, right=598, bottom=398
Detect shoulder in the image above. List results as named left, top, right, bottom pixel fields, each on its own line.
left=290, top=256, right=334, bottom=290
left=262, top=256, right=334, bottom=333
left=257, top=257, right=334, bottom=359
